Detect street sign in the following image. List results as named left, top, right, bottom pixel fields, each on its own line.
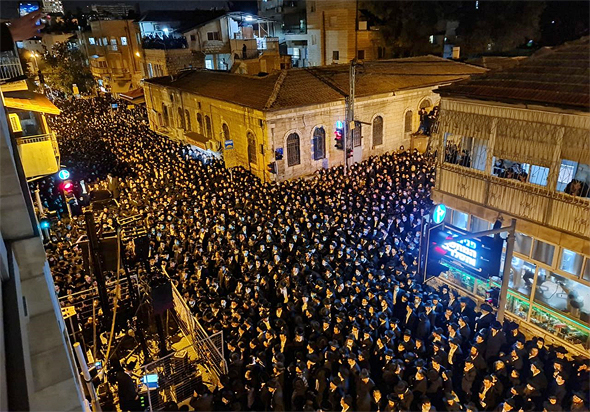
left=432, top=204, right=446, bottom=224
left=224, top=140, right=234, bottom=150
left=58, top=169, right=70, bottom=180
left=61, top=305, right=77, bottom=320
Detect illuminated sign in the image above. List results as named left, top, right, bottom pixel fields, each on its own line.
left=426, top=224, right=503, bottom=280
left=58, top=169, right=70, bottom=180
left=432, top=204, right=446, bottom=224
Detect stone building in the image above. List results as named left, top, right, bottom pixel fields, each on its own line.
left=78, top=19, right=143, bottom=94
left=430, top=37, right=590, bottom=356
left=143, top=56, right=485, bottom=182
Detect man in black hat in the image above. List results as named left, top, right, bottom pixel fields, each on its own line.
left=485, top=321, right=506, bottom=361
left=474, top=304, right=494, bottom=332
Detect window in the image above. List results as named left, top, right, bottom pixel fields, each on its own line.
left=162, top=104, right=169, bottom=126
left=514, top=233, right=533, bottom=256
left=333, top=51, right=339, bottom=61
left=222, top=124, right=230, bottom=141
left=110, top=38, right=118, bottom=51
left=287, top=133, right=301, bottom=166
left=357, top=50, right=365, bottom=60
left=509, top=256, right=536, bottom=298
left=207, top=32, right=220, bottom=41
left=196, top=113, right=203, bottom=133
left=404, top=110, right=413, bottom=133
left=372, top=116, right=383, bottom=146
left=120, top=36, right=128, bottom=46
left=312, top=127, right=326, bottom=160
left=353, top=122, right=362, bottom=147
left=420, top=99, right=432, bottom=109
left=534, top=269, right=590, bottom=321
left=584, top=259, right=590, bottom=282
left=205, top=60, right=214, bottom=70
left=429, top=35, right=435, bottom=44
left=445, top=136, right=487, bottom=171
left=528, top=165, right=550, bottom=186
left=310, top=1, right=316, bottom=12
left=177, top=107, right=185, bottom=129
left=532, top=239, right=555, bottom=266
left=190, top=34, right=196, bottom=41
left=102, top=37, right=107, bottom=46
left=470, top=216, right=491, bottom=233
left=185, top=110, right=191, bottom=130
left=557, top=160, right=577, bottom=192
left=247, top=132, right=257, bottom=164
left=451, top=210, right=468, bottom=230
left=89, top=37, right=96, bottom=45
left=205, top=115, right=212, bottom=138
left=559, top=249, right=584, bottom=276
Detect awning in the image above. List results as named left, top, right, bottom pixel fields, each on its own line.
left=3, top=91, right=60, bottom=115
left=184, top=131, right=209, bottom=150
left=120, top=87, right=145, bottom=104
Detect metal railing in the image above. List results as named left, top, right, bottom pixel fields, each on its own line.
left=0, top=51, right=25, bottom=82
left=15, top=132, right=60, bottom=158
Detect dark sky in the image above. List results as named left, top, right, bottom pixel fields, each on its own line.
left=1, top=0, right=257, bottom=19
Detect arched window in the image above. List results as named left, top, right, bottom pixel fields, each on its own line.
left=420, top=99, right=432, bottom=109
left=162, top=103, right=169, bottom=126
left=312, top=127, right=326, bottom=160
left=205, top=115, right=212, bottom=137
left=196, top=113, right=203, bottom=133
left=247, top=132, right=257, bottom=164
left=185, top=109, right=191, bottom=130
left=177, top=107, right=185, bottom=129
left=404, top=110, right=413, bottom=133
left=222, top=123, right=230, bottom=141
left=287, top=133, right=301, bottom=166
left=372, top=116, right=383, bottom=146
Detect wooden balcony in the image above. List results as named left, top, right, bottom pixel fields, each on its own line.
left=436, top=163, right=590, bottom=238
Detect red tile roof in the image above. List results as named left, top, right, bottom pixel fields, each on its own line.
left=437, top=37, right=590, bottom=111
left=145, top=56, right=486, bottom=112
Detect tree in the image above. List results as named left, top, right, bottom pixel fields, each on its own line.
left=40, top=42, right=95, bottom=95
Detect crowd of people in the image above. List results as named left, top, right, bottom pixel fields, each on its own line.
left=38, top=96, right=589, bottom=412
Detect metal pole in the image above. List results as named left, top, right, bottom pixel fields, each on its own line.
left=497, top=218, right=516, bottom=322
left=343, top=99, right=348, bottom=176
left=84, top=211, right=112, bottom=321
left=73, top=342, right=102, bottom=412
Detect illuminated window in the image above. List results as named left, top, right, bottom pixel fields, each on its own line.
left=89, top=37, right=96, bottom=45
left=534, top=269, right=590, bottom=321
left=559, top=249, right=584, bottom=276
left=509, top=256, right=535, bottom=298
left=451, top=210, right=468, bottom=230
left=514, top=233, right=533, bottom=256
left=532, top=239, right=555, bottom=266
left=121, top=36, right=128, bottom=46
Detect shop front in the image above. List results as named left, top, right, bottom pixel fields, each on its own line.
left=424, top=205, right=590, bottom=357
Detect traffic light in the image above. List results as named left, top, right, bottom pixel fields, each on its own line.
left=267, top=162, right=277, bottom=174
left=334, top=122, right=344, bottom=150
left=62, top=180, right=74, bottom=196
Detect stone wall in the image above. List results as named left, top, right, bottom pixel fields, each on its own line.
left=143, top=49, right=205, bottom=77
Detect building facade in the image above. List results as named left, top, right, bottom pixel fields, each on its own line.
left=78, top=19, right=143, bottom=94
left=143, top=57, right=484, bottom=182
left=430, top=37, right=590, bottom=356
left=43, top=0, right=64, bottom=14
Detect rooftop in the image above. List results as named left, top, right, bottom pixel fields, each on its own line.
left=145, top=56, right=486, bottom=112
left=437, top=37, right=590, bottom=111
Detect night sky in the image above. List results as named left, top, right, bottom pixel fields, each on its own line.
left=1, top=0, right=257, bottom=19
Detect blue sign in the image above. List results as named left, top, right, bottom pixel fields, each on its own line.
left=335, top=120, right=344, bottom=129
left=224, top=140, right=234, bottom=150
left=432, top=204, right=446, bottom=224
left=58, top=169, right=70, bottom=180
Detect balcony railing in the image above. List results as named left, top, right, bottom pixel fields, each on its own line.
left=436, top=163, right=590, bottom=238
left=16, top=132, right=60, bottom=157
left=0, top=51, right=25, bottom=82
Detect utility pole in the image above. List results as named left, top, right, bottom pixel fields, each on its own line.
left=84, top=211, right=112, bottom=321
left=497, top=218, right=517, bottom=322
left=344, top=59, right=357, bottom=176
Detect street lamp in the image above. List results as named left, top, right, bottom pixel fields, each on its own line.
left=28, top=51, right=45, bottom=94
